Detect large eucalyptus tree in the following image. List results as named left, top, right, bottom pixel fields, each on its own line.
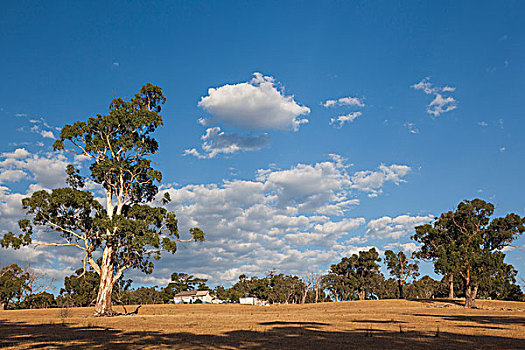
left=413, top=199, right=524, bottom=308
left=1, top=84, right=204, bottom=315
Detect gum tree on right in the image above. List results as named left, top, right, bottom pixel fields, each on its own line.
left=413, top=199, right=524, bottom=308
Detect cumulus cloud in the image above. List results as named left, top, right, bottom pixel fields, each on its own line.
left=184, top=127, right=271, bottom=159
left=351, top=164, right=411, bottom=197
left=330, top=112, right=362, bottom=128
left=198, top=72, right=310, bottom=131
left=411, top=77, right=457, bottom=117
left=322, top=96, right=365, bottom=108
left=383, top=242, right=419, bottom=253
left=0, top=148, right=68, bottom=189
left=149, top=157, right=413, bottom=284
left=367, top=214, right=434, bottom=239
left=0, top=146, right=414, bottom=287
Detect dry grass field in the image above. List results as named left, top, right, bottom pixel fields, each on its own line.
left=1, top=299, right=525, bottom=349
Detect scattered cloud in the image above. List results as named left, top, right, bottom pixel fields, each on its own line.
left=351, top=164, right=411, bottom=197
left=198, top=72, right=310, bottom=131
left=184, top=127, right=271, bottom=159
left=330, top=112, right=362, bottom=128
left=0, top=148, right=68, bottom=189
left=322, top=96, right=364, bottom=108
left=478, top=121, right=488, bottom=127
left=112, top=61, right=120, bottom=67
left=383, top=242, right=419, bottom=253
left=404, top=122, right=419, bottom=134
left=367, top=214, right=434, bottom=239
left=151, top=157, right=412, bottom=284
left=499, top=147, right=506, bottom=152
left=0, top=149, right=415, bottom=286
left=322, top=95, right=366, bottom=128
left=411, top=77, right=457, bottom=117
left=15, top=113, right=27, bottom=117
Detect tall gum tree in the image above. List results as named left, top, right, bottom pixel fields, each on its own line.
left=384, top=250, right=419, bottom=299
left=1, top=84, right=204, bottom=316
left=413, top=199, right=524, bottom=308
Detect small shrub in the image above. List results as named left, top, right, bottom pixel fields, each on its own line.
left=59, top=307, right=71, bottom=318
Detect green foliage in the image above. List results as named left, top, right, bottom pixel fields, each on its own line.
left=162, top=272, right=209, bottom=302
left=323, top=248, right=383, bottom=301
left=405, top=275, right=447, bottom=299
left=28, top=291, right=56, bottom=309
left=216, top=272, right=306, bottom=304
left=384, top=250, right=419, bottom=299
left=0, top=264, right=30, bottom=309
left=374, top=277, right=399, bottom=299
left=59, top=268, right=100, bottom=307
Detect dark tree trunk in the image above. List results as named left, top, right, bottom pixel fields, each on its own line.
left=398, top=280, right=404, bottom=299
left=464, top=269, right=477, bottom=308
left=448, top=275, right=454, bottom=299
left=466, top=284, right=479, bottom=308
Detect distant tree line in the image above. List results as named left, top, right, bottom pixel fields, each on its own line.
left=1, top=198, right=524, bottom=309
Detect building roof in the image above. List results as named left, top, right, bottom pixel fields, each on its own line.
left=174, top=290, right=210, bottom=297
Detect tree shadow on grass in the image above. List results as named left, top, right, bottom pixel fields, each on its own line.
left=1, top=319, right=524, bottom=349
left=411, top=314, right=525, bottom=327
left=408, top=298, right=466, bottom=307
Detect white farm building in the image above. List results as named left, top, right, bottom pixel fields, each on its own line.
left=173, top=290, right=214, bottom=304
left=239, top=297, right=268, bottom=306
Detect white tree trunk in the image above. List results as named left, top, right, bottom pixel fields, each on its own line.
left=94, top=246, right=115, bottom=315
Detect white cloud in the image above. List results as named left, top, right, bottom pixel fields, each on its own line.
left=330, top=112, right=362, bottom=128
left=411, top=77, right=457, bottom=117
left=150, top=157, right=412, bottom=284
left=0, top=148, right=68, bottom=189
left=183, top=127, right=271, bottom=159
left=367, top=214, right=434, bottom=239
left=351, top=164, right=411, bottom=197
left=198, top=72, right=310, bottom=131
left=0, top=148, right=413, bottom=287
left=1, top=148, right=30, bottom=159
left=404, top=122, right=419, bottom=134
left=427, top=93, right=457, bottom=117
left=0, top=169, right=27, bottom=183
left=322, top=96, right=365, bottom=108
left=39, top=130, right=55, bottom=139
left=478, top=121, right=488, bottom=127
left=383, top=242, right=419, bottom=253
left=499, top=147, right=506, bottom=152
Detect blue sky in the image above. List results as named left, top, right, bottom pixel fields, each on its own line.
left=1, top=1, right=524, bottom=288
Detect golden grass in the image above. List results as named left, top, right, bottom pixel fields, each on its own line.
left=1, top=299, right=525, bottom=349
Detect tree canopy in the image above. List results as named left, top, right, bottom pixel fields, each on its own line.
left=413, top=198, right=524, bottom=307
left=323, top=248, right=383, bottom=301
